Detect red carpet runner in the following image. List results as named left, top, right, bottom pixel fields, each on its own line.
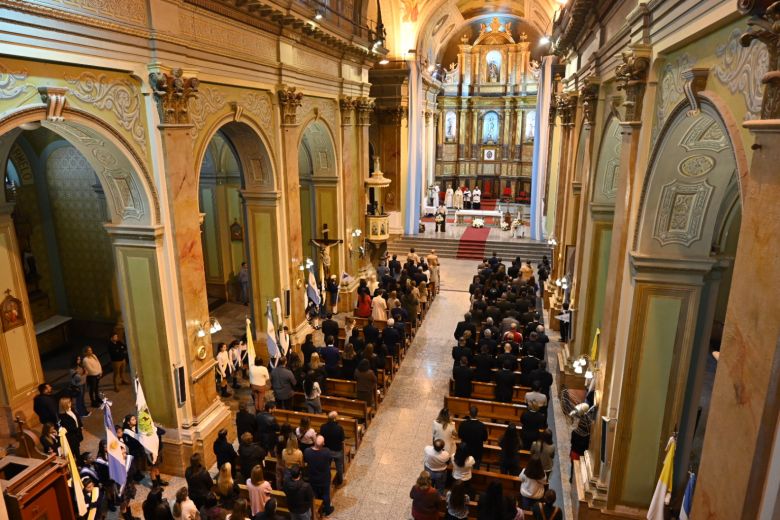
left=480, top=198, right=497, bottom=211
left=456, top=227, right=491, bottom=259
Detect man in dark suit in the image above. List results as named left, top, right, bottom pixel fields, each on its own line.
left=33, top=383, right=59, bottom=425
left=451, top=338, right=473, bottom=368
left=363, top=320, right=380, bottom=347
left=478, top=328, right=498, bottom=355
left=496, top=342, right=518, bottom=372
left=321, top=314, right=339, bottom=342
left=473, top=345, right=495, bottom=382
left=494, top=361, right=516, bottom=403
left=388, top=254, right=402, bottom=279
left=236, top=400, right=257, bottom=442
left=452, top=357, right=473, bottom=398
left=458, top=405, right=488, bottom=469
left=381, top=318, right=402, bottom=358
left=454, top=313, right=476, bottom=340
left=529, top=361, right=553, bottom=399
left=523, top=331, right=545, bottom=359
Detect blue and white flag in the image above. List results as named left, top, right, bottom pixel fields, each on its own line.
left=679, top=472, right=696, bottom=520
left=102, top=400, right=127, bottom=488
left=266, top=301, right=280, bottom=365
left=306, top=267, right=321, bottom=307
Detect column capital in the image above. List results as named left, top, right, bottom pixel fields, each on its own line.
left=579, top=78, right=600, bottom=128
left=738, top=1, right=780, bottom=119
left=149, top=68, right=199, bottom=125
left=615, top=45, right=651, bottom=122
left=277, top=85, right=304, bottom=126
left=339, top=96, right=357, bottom=126
left=356, top=96, right=375, bottom=126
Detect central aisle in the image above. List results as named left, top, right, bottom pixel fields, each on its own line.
left=330, top=258, right=474, bottom=520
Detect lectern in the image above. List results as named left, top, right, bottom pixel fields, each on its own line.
left=1, top=455, right=76, bottom=520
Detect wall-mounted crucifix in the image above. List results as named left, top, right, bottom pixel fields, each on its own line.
left=310, top=223, right=342, bottom=279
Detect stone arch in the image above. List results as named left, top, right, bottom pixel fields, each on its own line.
left=635, top=99, right=743, bottom=258
left=195, top=116, right=278, bottom=192
left=297, top=119, right=339, bottom=178
left=0, top=106, right=157, bottom=226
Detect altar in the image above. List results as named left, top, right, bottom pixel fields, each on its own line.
left=454, top=209, right=504, bottom=226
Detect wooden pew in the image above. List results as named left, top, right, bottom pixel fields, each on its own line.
left=444, top=396, right=526, bottom=424
left=325, top=378, right=358, bottom=399
left=452, top=418, right=516, bottom=445
left=272, top=409, right=362, bottom=448
left=449, top=379, right=530, bottom=404
left=291, top=392, right=373, bottom=425
left=238, top=484, right=323, bottom=519
left=452, top=439, right=531, bottom=473
left=470, top=468, right=522, bottom=497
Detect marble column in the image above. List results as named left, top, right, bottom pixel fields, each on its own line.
left=693, top=7, right=780, bottom=515
left=0, top=205, right=45, bottom=434
left=592, top=46, right=650, bottom=480
left=458, top=102, right=469, bottom=161
left=551, top=95, right=575, bottom=282
left=339, top=97, right=359, bottom=277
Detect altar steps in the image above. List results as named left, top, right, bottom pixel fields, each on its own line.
left=387, top=235, right=552, bottom=263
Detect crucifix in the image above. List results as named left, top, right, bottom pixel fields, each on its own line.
left=310, top=223, right=342, bottom=279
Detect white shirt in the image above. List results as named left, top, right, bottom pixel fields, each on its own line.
left=216, top=351, right=232, bottom=377
left=305, top=381, right=321, bottom=400
left=82, top=355, right=102, bottom=376
left=249, top=364, right=270, bottom=386
left=423, top=445, right=450, bottom=472
left=472, top=189, right=481, bottom=203
left=452, top=455, right=475, bottom=481
left=520, top=470, right=546, bottom=499
left=432, top=420, right=457, bottom=455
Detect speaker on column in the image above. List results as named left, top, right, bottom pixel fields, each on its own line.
left=285, top=289, right=291, bottom=317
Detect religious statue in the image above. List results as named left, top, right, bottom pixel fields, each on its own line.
left=311, top=223, right=342, bottom=280
left=487, top=60, right=499, bottom=82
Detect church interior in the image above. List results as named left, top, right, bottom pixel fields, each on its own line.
left=0, top=0, right=777, bottom=519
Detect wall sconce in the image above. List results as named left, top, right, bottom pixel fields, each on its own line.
left=547, top=235, right=558, bottom=246
left=349, top=228, right=365, bottom=258
left=292, top=257, right=314, bottom=288
left=197, top=317, right=222, bottom=338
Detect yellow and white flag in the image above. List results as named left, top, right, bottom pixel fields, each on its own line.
left=647, top=435, right=676, bottom=520
left=135, top=377, right=159, bottom=463
left=590, top=327, right=601, bottom=361
left=246, top=317, right=257, bottom=362
left=59, top=426, right=87, bottom=516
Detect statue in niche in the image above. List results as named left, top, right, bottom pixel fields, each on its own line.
left=487, top=60, right=499, bottom=82
left=445, top=111, right=457, bottom=140
left=1, top=290, right=24, bottom=332
left=230, top=219, right=243, bottom=241
left=484, top=113, right=498, bottom=143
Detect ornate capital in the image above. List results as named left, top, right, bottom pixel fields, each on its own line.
left=548, top=92, right=558, bottom=126
left=738, top=1, right=780, bottom=119
left=149, top=69, right=199, bottom=125
left=277, top=86, right=303, bottom=126
left=615, top=47, right=650, bottom=122
left=556, top=94, right=577, bottom=127
left=378, top=105, right=405, bottom=125
left=340, top=96, right=357, bottom=125
left=579, top=79, right=600, bottom=128
left=681, top=68, right=710, bottom=117
left=356, top=97, right=375, bottom=126
left=38, top=86, right=68, bottom=122
left=424, top=110, right=432, bottom=123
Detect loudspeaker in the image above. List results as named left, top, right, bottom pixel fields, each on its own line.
left=285, top=289, right=291, bottom=317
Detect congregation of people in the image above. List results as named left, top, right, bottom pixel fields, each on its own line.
left=409, top=253, right=562, bottom=520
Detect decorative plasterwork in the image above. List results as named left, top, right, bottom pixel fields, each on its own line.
left=677, top=155, right=716, bottom=178
left=0, top=64, right=31, bottom=100
left=240, top=93, right=273, bottom=129
left=736, top=1, right=780, bottom=119
left=653, top=179, right=714, bottom=247
left=681, top=68, right=709, bottom=117
left=188, top=87, right=227, bottom=136
left=44, top=0, right=147, bottom=25
left=715, top=27, right=769, bottom=120
left=377, top=106, right=407, bottom=124
left=655, top=54, right=694, bottom=143
left=579, top=80, right=599, bottom=128
left=37, top=87, right=68, bottom=122
left=356, top=97, right=375, bottom=126
left=149, top=69, right=200, bottom=125
left=615, top=47, right=651, bottom=122
left=300, top=96, right=338, bottom=130
left=601, top=121, right=622, bottom=200
left=678, top=115, right=729, bottom=153
left=340, top=96, right=357, bottom=126
left=278, top=86, right=304, bottom=126
left=66, top=73, right=146, bottom=152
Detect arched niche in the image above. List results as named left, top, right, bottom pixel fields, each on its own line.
left=590, top=116, right=622, bottom=210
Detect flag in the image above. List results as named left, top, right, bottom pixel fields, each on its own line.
left=135, top=378, right=160, bottom=463
left=246, top=318, right=256, bottom=366
left=266, top=301, right=280, bottom=364
left=102, top=400, right=127, bottom=488
left=59, top=426, right=87, bottom=516
left=246, top=317, right=257, bottom=363
left=647, top=436, right=676, bottom=520
left=590, top=327, right=601, bottom=361
left=306, top=267, right=321, bottom=307
left=679, top=472, right=696, bottom=520
left=274, top=297, right=289, bottom=356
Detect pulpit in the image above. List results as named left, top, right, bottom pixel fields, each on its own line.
left=365, top=157, right=392, bottom=244
left=2, top=455, right=76, bottom=520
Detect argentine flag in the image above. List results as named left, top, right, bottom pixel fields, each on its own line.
left=306, top=267, right=321, bottom=307
left=679, top=472, right=696, bottom=520
left=266, top=301, right=280, bottom=365
left=102, top=400, right=127, bottom=488
left=647, top=435, right=676, bottom=520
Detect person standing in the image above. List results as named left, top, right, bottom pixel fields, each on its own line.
left=283, top=465, right=314, bottom=520
left=472, top=186, right=481, bottom=210
left=270, top=357, right=296, bottom=410
left=320, top=411, right=346, bottom=486
left=409, top=471, right=442, bottom=520
left=82, top=346, right=103, bottom=407
left=457, top=406, right=488, bottom=469
left=58, top=397, right=83, bottom=458
left=371, top=289, right=388, bottom=321
left=304, top=436, right=334, bottom=516
left=69, top=356, right=89, bottom=417
left=432, top=408, right=458, bottom=455
left=34, top=383, right=59, bottom=425
left=422, top=439, right=450, bottom=495
left=108, top=333, right=130, bottom=392
left=249, top=357, right=270, bottom=413
left=463, top=188, right=471, bottom=209
left=216, top=342, right=233, bottom=398
left=238, top=262, right=250, bottom=305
